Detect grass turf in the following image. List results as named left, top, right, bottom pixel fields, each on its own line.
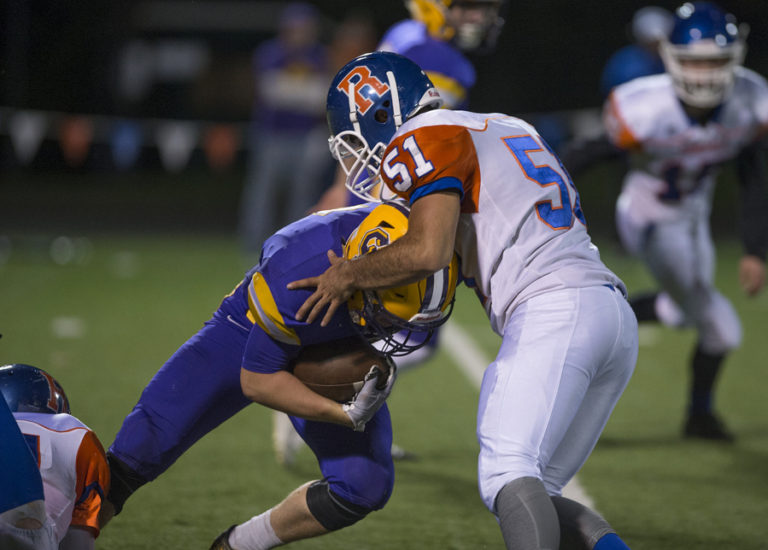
left=1, top=233, right=766, bottom=548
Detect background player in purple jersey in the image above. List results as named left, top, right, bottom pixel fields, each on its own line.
left=238, top=3, right=331, bottom=261
left=603, top=2, right=768, bottom=441
left=99, top=203, right=458, bottom=549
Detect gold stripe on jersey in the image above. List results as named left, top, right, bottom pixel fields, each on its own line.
left=247, top=273, right=300, bottom=346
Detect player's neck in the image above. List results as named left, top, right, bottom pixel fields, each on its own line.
left=681, top=102, right=717, bottom=125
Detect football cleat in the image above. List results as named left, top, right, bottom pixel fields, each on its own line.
left=683, top=412, right=735, bottom=442
left=209, top=525, right=237, bottom=550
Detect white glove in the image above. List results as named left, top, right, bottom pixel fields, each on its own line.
left=343, top=363, right=397, bottom=432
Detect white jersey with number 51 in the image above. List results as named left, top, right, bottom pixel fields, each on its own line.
left=379, top=109, right=622, bottom=334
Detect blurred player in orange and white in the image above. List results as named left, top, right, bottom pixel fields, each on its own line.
left=291, top=51, right=638, bottom=550
left=603, top=2, right=768, bottom=441
left=0, top=364, right=110, bottom=550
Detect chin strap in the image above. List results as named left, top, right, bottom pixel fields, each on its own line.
left=347, top=81, right=361, bottom=134
left=387, top=71, right=402, bottom=129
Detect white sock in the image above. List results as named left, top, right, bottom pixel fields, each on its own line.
left=229, top=509, right=283, bottom=550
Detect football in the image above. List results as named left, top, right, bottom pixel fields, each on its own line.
left=290, top=337, right=393, bottom=402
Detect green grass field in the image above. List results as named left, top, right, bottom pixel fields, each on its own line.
left=1, top=233, right=767, bottom=549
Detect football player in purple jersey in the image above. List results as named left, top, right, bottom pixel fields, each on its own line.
left=99, top=203, right=457, bottom=549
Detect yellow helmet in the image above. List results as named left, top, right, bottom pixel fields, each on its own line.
left=406, top=0, right=507, bottom=52
left=345, top=202, right=459, bottom=356
left=406, top=0, right=454, bottom=41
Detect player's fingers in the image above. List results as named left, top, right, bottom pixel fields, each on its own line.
left=320, top=299, right=342, bottom=327
left=286, top=276, right=318, bottom=290
left=296, top=292, right=323, bottom=321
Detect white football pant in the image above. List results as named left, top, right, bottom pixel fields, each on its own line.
left=616, top=202, right=742, bottom=354
left=477, top=285, right=638, bottom=512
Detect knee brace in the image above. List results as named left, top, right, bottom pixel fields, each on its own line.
left=306, top=480, right=371, bottom=531
left=106, top=452, right=148, bottom=515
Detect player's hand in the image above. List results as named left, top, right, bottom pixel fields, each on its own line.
left=739, top=255, right=765, bottom=297
left=342, top=364, right=397, bottom=431
left=288, top=250, right=355, bottom=326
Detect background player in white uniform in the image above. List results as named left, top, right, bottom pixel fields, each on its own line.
left=0, top=364, right=110, bottom=550
left=603, top=1, right=768, bottom=441
left=290, top=52, right=639, bottom=550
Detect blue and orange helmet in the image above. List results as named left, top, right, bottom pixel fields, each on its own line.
left=327, top=51, right=443, bottom=202
left=0, top=363, right=70, bottom=414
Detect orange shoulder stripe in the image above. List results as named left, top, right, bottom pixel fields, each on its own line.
left=71, top=430, right=110, bottom=537
left=384, top=124, right=481, bottom=212
left=603, top=92, right=640, bottom=150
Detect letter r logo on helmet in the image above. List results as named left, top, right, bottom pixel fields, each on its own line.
left=336, top=66, right=390, bottom=115
left=327, top=52, right=443, bottom=202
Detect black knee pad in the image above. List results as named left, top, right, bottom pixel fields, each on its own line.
left=306, top=480, right=371, bottom=531
left=106, top=452, right=148, bottom=515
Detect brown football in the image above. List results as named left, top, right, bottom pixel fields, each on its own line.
left=290, top=337, right=393, bottom=402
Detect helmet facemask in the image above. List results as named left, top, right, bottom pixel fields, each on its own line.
left=350, top=288, right=455, bottom=356
left=449, top=0, right=505, bottom=53
left=329, top=131, right=388, bottom=202
left=661, top=38, right=745, bottom=108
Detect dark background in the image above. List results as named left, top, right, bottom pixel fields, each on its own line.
left=3, top=0, right=766, bottom=114
left=1, top=0, right=767, bottom=236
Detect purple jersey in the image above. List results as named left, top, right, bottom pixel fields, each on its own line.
left=252, top=39, right=328, bottom=134
left=218, top=203, right=377, bottom=372
left=110, top=203, right=394, bottom=510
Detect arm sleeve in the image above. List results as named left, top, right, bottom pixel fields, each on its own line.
left=736, top=142, right=768, bottom=261
left=242, top=325, right=299, bottom=374
left=558, top=134, right=626, bottom=179
left=70, top=430, right=110, bottom=537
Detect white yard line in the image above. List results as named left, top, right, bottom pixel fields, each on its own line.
left=442, top=321, right=596, bottom=509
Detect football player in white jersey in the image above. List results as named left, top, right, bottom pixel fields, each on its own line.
left=603, top=1, right=768, bottom=441
left=290, top=51, right=639, bottom=550
left=0, top=364, right=110, bottom=550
